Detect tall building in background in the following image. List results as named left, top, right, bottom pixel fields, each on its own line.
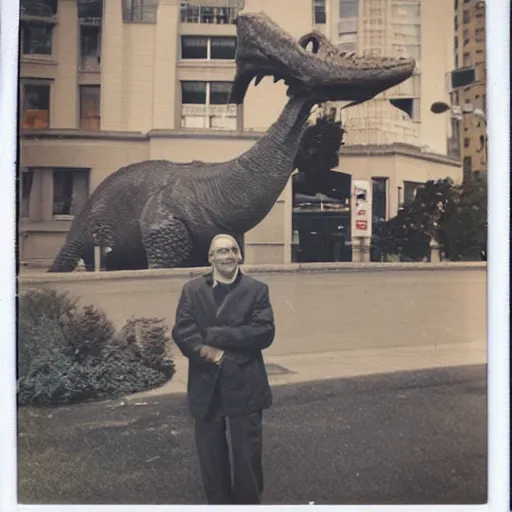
left=19, top=0, right=461, bottom=267
left=320, top=0, right=454, bottom=157
left=450, top=0, right=486, bottom=175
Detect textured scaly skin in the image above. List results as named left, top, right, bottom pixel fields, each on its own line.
left=48, top=13, right=414, bottom=272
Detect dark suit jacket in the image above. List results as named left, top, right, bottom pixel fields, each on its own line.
left=171, top=271, right=275, bottom=419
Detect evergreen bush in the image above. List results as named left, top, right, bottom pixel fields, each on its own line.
left=18, top=289, right=175, bottom=406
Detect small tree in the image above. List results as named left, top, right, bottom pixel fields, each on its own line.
left=375, top=174, right=487, bottom=261
left=293, top=112, right=346, bottom=198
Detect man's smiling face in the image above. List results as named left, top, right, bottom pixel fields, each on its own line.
left=209, top=236, right=240, bottom=279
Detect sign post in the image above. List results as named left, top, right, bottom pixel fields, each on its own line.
left=350, top=180, right=372, bottom=263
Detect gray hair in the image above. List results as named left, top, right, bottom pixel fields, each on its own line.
left=208, top=234, right=242, bottom=258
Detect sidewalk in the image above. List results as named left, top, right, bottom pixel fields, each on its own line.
left=127, top=339, right=486, bottom=401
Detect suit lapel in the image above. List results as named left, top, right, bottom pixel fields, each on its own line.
left=197, top=274, right=218, bottom=326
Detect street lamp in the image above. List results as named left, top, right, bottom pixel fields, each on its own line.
left=430, top=100, right=487, bottom=171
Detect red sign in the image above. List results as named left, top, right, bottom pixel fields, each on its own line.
left=356, top=220, right=368, bottom=230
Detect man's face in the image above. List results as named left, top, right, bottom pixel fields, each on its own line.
left=209, top=237, right=240, bottom=278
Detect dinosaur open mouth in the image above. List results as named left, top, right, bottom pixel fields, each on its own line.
left=229, top=13, right=415, bottom=104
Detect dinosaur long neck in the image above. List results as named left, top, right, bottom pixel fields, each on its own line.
left=217, top=95, right=317, bottom=232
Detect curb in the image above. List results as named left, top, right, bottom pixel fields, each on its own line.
left=19, top=261, right=486, bottom=285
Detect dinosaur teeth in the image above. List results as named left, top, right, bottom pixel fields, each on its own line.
left=254, top=73, right=265, bottom=86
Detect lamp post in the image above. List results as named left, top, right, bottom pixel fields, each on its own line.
left=430, top=100, right=487, bottom=173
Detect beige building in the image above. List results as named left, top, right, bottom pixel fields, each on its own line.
left=449, top=0, right=486, bottom=175
left=317, top=0, right=456, bottom=156
left=19, top=0, right=460, bottom=267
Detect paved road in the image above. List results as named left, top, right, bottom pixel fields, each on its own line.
left=18, top=364, right=486, bottom=505
left=22, top=269, right=487, bottom=357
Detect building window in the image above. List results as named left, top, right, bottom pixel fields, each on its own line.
left=463, top=9, right=470, bottom=23
left=464, top=137, right=470, bottom=148
left=181, top=36, right=236, bottom=60
left=78, top=0, right=103, bottom=18
left=79, top=85, right=101, bottom=130
left=454, top=0, right=458, bottom=9
left=181, top=81, right=237, bottom=130
left=20, top=170, right=34, bottom=218
left=314, top=0, right=326, bottom=23
left=180, top=2, right=239, bottom=24
left=20, top=0, right=58, bottom=16
left=122, top=0, right=158, bottom=23
left=403, top=181, right=422, bottom=205
left=463, top=156, right=472, bottom=174
left=80, top=23, right=102, bottom=70
left=454, top=16, right=458, bottom=30
left=22, top=83, right=50, bottom=129
left=371, top=177, right=387, bottom=224
left=454, top=36, right=458, bottom=49
left=53, top=169, right=90, bottom=218
left=475, top=27, right=484, bottom=42
left=21, top=22, right=54, bottom=55
left=463, top=28, right=469, bottom=44
left=463, top=52, right=471, bottom=67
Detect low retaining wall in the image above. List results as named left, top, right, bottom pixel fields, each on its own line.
left=18, top=262, right=487, bottom=357
left=19, top=261, right=486, bottom=286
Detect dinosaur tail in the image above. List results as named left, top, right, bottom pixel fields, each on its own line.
left=47, top=238, right=85, bottom=273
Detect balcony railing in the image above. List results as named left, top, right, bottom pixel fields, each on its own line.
left=180, top=3, right=239, bottom=24
left=181, top=104, right=237, bottom=130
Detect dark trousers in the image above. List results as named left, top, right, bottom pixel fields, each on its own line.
left=194, top=410, right=264, bottom=504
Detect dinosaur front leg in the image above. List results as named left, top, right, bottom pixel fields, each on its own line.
left=139, top=202, right=193, bottom=269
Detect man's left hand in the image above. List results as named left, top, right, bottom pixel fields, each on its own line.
left=199, top=345, right=224, bottom=365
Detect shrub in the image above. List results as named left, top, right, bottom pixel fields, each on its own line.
left=18, top=289, right=175, bottom=406
left=114, top=317, right=175, bottom=378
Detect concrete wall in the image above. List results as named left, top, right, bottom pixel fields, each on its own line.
left=18, top=264, right=487, bottom=357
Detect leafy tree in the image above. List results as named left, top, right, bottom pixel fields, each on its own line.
left=374, top=173, right=487, bottom=261
left=439, top=171, right=487, bottom=260
left=293, top=113, right=346, bottom=199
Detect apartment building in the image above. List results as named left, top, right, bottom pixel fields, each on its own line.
left=19, top=0, right=460, bottom=267
left=313, top=0, right=461, bottom=221
left=450, top=0, right=486, bottom=175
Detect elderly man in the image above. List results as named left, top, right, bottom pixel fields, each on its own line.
left=172, top=234, right=275, bottom=505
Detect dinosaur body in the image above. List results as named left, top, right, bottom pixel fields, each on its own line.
left=48, top=12, right=415, bottom=272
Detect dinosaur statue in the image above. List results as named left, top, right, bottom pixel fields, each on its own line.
left=48, top=12, right=414, bottom=272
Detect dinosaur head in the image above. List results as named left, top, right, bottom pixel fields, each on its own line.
left=229, top=12, right=415, bottom=105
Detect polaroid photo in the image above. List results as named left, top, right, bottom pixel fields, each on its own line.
left=0, top=0, right=509, bottom=511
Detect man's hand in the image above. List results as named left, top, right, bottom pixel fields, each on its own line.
left=199, top=345, right=224, bottom=365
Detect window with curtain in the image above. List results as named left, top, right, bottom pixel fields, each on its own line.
left=20, top=0, right=57, bottom=16
left=210, top=81, right=231, bottom=104
left=181, top=36, right=208, bottom=59
left=210, top=37, right=236, bottom=59
left=53, top=169, right=90, bottom=217
left=22, top=22, right=54, bottom=55
left=80, top=24, right=102, bottom=70
left=123, top=0, right=158, bottom=23
left=314, top=0, right=326, bottom=23
left=181, top=81, right=236, bottom=130
left=22, top=83, right=50, bottom=129
left=181, top=36, right=236, bottom=59
left=79, top=85, right=101, bottom=131
left=181, top=81, right=208, bottom=104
